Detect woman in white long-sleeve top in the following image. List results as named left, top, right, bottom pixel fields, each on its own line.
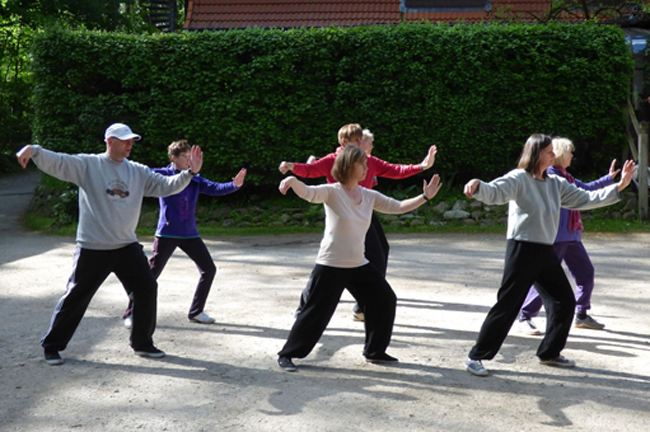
left=276, top=145, right=442, bottom=372
left=462, top=134, right=636, bottom=377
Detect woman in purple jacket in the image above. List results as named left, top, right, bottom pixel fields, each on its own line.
left=123, top=140, right=246, bottom=327
left=516, top=137, right=619, bottom=335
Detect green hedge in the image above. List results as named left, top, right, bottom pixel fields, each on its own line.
left=30, top=23, right=632, bottom=188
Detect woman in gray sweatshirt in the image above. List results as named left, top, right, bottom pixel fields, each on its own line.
left=462, top=134, right=636, bottom=377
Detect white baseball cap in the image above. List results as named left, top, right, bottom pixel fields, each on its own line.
left=104, top=123, right=141, bottom=141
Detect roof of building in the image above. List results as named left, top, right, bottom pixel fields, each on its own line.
left=184, top=0, right=556, bottom=30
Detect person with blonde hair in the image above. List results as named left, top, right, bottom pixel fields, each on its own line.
left=276, top=146, right=442, bottom=372
left=462, top=134, right=635, bottom=377
left=516, top=137, right=619, bottom=335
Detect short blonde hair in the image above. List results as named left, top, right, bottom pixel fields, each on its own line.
left=331, top=146, right=367, bottom=184
left=337, top=123, right=363, bottom=145
left=551, top=137, right=575, bottom=166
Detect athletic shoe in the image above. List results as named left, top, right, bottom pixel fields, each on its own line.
left=365, top=353, right=398, bottom=363
left=352, top=311, right=365, bottom=322
left=574, top=315, right=605, bottom=330
left=538, top=355, right=576, bottom=368
left=278, top=356, right=297, bottom=372
left=123, top=316, right=132, bottom=329
left=465, top=358, right=488, bottom=377
left=134, top=346, right=166, bottom=359
left=517, top=319, right=542, bottom=335
left=44, top=349, right=64, bottom=366
left=189, top=312, right=216, bottom=324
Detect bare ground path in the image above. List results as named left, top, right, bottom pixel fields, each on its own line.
left=1, top=170, right=649, bottom=431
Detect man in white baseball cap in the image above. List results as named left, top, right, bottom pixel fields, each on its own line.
left=104, top=123, right=142, bottom=141
left=15, top=123, right=204, bottom=366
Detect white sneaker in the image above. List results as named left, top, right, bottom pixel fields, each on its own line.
left=189, top=312, right=215, bottom=324
left=517, top=319, right=542, bottom=335
left=124, top=316, right=132, bottom=329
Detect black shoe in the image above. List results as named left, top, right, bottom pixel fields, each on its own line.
left=44, top=349, right=64, bottom=366
left=133, top=346, right=166, bottom=358
left=365, top=353, right=399, bottom=363
left=278, top=356, right=297, bottom=372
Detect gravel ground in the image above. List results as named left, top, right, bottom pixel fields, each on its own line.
left=1, top=170, right=649, bottom=432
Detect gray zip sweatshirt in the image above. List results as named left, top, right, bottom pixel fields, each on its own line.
left=474, top=169, right=621, bottom=245
left=31, top=145, right=192, bottom=250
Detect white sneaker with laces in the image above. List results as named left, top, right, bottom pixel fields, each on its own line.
left=124, top=316, right=132, bottom=329
left=190, top=311, right=216, bottom=324
left=517, top=319, right=542, bottom=335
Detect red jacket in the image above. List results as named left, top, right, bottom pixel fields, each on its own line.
left=291, top=146, right=422, bottom=188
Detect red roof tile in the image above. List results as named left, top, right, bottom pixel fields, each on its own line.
left=184, top=1, right=559, bottom=30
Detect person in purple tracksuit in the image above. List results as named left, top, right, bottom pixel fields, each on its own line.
left=516, top=137, right=619, bottom=336
left=122, top=140, right=246, bottom=327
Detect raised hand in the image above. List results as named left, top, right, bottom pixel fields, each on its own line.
left=420, top=145, right=438, bottom=170
left=422, top=174, right=442, bottom=200
left=608, top=159, right=621, bottom=180
left=189, top=145, right=203, bottom=174
left=233, top=168, right=247, bottom=187
left=617, top=160, right=638, bottom=192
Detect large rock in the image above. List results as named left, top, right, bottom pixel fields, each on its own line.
left=443, top=210, right=470, bottom=220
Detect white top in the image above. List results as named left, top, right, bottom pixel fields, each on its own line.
left=296, top=183, right=402, bottom=268
left=31, top=145, right=192, bottom=250
left=475, top=169, right=621, bottom=245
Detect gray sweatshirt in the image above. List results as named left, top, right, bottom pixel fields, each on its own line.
left=31, top=145, right=192, bottom=250
left=475, top=169, right=621, bottom=245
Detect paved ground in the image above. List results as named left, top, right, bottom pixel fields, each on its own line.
left=1, top=170, right=649, bottom=431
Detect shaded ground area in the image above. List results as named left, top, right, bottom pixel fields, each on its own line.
left=1, top=170, right=649, bottom=431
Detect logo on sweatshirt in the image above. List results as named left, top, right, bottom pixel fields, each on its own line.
left=106, top=180, right=130, bottom=199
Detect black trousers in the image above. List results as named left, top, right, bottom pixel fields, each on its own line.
left=297, top=213, right=390, bottom=315
left=279, top=263, right=397, bottom=360
left=468, top=240, right=576, bottom=361
left=124, top=236, right=217, bottom=319
left=41, top=243, right=158, bottom=352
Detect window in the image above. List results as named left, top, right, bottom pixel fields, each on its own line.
left=402, top=0, right=491, bottom=12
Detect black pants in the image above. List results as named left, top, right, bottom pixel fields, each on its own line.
left=41, top=243, right=158, bottom=352
left=469, top=240, right=576, bottom=361
left=279, top=264, right=397, bottom=360
left=125, top=236, right=216, bottom=319
left=297, top=213, right=390, bottom=315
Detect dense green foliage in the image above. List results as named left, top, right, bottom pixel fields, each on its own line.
left=30, top=23, right=632, bottom=187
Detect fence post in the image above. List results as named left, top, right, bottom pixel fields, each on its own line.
left=639, top=122, right=648, bottom=220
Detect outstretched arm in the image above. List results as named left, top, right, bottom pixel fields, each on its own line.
left=396, top=174, right=442, bottom=213
left=419, top=145, right=437, bottom=170
left=16, top=145, right=33, bottom=169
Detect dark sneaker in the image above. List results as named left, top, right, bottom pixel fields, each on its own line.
left=465, top=358, right=488, bottom=377
left=133, top=346, right=166, bottom=358
left=574, top=315, right=605, bottom=330
left=44, top=349, right=64, bottom=366
left=365, top=353, right=398, bottom=363
left=538, top=355, right=576, bottom=368
left=278, top=356, right=297, bottom=372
